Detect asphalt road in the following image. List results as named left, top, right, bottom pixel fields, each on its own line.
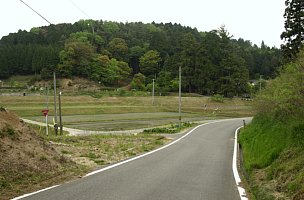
left=19, top=119, right=246, bottom=200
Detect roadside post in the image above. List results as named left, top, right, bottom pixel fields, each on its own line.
left=152, top=79, right=155, bottom=106
left=42, top=109, right=49, bottom=135
left=53, top=72, right=58, bottom=135
left=58, top=91, right=63, bottom=135
left=178, top=66, right=182, bottom=128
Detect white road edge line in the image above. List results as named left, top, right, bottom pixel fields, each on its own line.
left=11, top=185, right=59, bottom=200
left=84, top=120, right=224, bottom=177
left=233, top=126, right=248, bottom=200
left=12, top=118, right=239, bottom=199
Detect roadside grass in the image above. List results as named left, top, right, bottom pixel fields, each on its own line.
left=143, top=122, right=195, bottom=134
left=0, top=164, right=88, bottom=200
left=239, top=116, right=304, bottom=200
left=31, top=123, right=170, bottom=168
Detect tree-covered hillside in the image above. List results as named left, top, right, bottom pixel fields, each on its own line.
left=0, top=20, right=282, bottom=96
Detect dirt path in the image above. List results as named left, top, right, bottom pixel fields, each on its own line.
left=22, top=118, right=217, bottom=137
left=21, top=118, right=149, bottom=135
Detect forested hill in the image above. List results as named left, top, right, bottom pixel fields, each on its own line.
left=0, top=20, right=282, bottom=96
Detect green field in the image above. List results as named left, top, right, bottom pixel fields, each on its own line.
left=0, top=94, right=254, bottom=131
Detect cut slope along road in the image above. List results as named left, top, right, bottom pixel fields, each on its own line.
left=16, top=118, right=249, bottom=200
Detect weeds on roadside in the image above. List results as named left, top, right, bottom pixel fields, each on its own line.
left=143, top=122, right=195, bottom=134
left=29, top=123, right=168, bottom=167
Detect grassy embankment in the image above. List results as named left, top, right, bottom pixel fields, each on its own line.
left=239, top=50, right=304, bottom=200
left=239, top=117, right=304, bottom=199
left=0, top=110, right=168, bottom=200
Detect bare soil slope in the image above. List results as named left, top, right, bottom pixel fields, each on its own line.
left=0, top=109, right=82, bottom=200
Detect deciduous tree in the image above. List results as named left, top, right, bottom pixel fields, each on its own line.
left=281, top=0, right=304, bottom=60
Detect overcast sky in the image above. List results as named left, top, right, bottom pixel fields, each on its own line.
left=1, top=0, right=285, bottom=47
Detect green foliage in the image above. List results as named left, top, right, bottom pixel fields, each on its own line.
left=139, top=50, right=161, bottom=78
left=146, top=82, right=159, bottom=94
left=239, top=116, right=304, bottom=199
left=117, top=88, right=127, bottom=96
left=143, top=127, right=177, bottom=134
left=131, top=73, right=146, bottom=90
left=40, top=68, right=53, bottom=79
left=291, top=123, right=304, bottom=146
left=243, top=49, right=304, bottom=168
left=170, top=78, right=179, bottom=92
left=156, top=71, right=173, bottom=94
left=0, top=125, right=17, bottom=138
left=0, top=20, right=282, bottom=93
left=102, top=21, right=120, bottom=35
left=211, top=94, right=224, bottom=102
left=143, top=122, right=194, bottom=134
left=281, top=0, right=304, bottom=61
left=58, top=39, right=94, bottom=77
left=108, top=38, right=128, bottom=61
left=239, top=49, right=304, bottom=200
left=240, top=117, right=288, bottom=171
left=256, top=49, right=304, bottom=120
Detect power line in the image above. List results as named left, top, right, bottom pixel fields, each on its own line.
left=68, top=0, right=94, bottom=35
left=68, top=0, right=91, bottom=19
left=19, top=0, right=52, bottom=25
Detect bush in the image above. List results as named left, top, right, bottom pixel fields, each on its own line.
left=0, top=125, right=17, bottom=139
left=256, top=49, right=304, bottom=120
left=292, top=123, right=304, bottom=146
left=211, top=94, right=224, bottom=102
left=143, top=122, right=194, bottom=134
left=131, top=73, right=146, bottom=91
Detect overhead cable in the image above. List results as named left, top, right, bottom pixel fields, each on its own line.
left=68, top=0, right=91, bottom=19
left=19, top=0, right=52, bottom=25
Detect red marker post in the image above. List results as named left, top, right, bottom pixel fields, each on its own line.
left=42, top=109, right=49, bottom=136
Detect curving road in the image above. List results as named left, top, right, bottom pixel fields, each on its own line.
left=17, top=119, right=248, bottom=200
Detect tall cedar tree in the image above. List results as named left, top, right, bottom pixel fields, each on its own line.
left=281, top=0, right=304, bottom=61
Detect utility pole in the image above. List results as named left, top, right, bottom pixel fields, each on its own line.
left=152, top=79, right=155, bottom=106
left=259, top=75, right=262, bottom=93
left=88, top=23, right=95, bottom=43
left=45, top=84, right=49, bottom=136
left=53, top=72, right=58, bottom=135
left=58, top=91, right=63, bottom=135
left=179, top=66, right=182, bottom=128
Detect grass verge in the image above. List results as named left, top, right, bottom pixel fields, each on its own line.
left=32, top=122, right=170, bottom=167
left=239, top=116, right=304, bottom=200
left=143, top=122, right=196, bottom=134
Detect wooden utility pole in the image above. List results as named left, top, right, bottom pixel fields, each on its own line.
left=179, top=66, right=182, bottom=128
left=53, top=72, right=58, bottom=135
left=259, top=75, right=262, bottom=93
left=58, top=91, right=63, bottom=135
left=45, top=84, right=49, bottom=136
left=152, top=79, right=155, bottom=106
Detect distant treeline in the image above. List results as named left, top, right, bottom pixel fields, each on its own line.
left=0, top=20, right=282, bottom=96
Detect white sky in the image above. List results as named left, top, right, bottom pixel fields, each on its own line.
left=0, top=0, right=285, bottom=47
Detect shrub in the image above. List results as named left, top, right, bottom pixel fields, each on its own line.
left=256, top=49, right=304, bottom=120
left=211, top=94, right=224, bottom=102
left=0, top=125, right=17, bottom=139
